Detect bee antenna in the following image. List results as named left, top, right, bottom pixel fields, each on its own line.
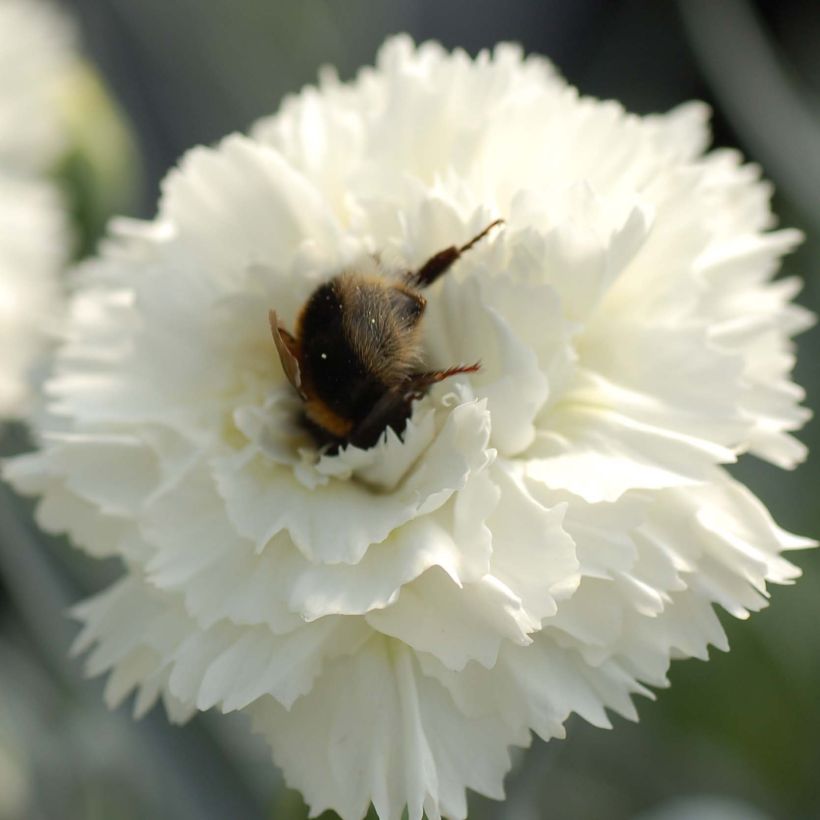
left=408, top=219, right=505, bottom=289
left=458, top=218, right=504, bottom=254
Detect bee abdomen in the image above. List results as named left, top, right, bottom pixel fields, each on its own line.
left=297, top=277, right=394, bottom=423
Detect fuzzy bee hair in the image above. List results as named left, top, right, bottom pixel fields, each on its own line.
left=271, top=219, right=502, bottom=449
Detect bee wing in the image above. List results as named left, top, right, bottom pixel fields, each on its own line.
left=269, top=310, right=306, bottom=399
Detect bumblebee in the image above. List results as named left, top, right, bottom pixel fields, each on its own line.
left=270, top=219, right=502, bottom=449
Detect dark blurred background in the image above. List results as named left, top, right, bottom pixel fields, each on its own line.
left=1, top=1, right=818, bottom=818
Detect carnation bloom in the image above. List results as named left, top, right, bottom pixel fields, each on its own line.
left=0, top=0, right=76, bottom=174
left=0, top=0, right=75, bottom=418
left=0, top=173, right=66, bottom=416
left=7, top=36, right=814, bottom=820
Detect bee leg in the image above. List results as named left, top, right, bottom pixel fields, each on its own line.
left=405, top=363, right=481, bottom=394
left=407, top=219, right=504, bottom=289
left=347, top=363, right=481, bottom=449
left=348, top=387, right=414, bottom=449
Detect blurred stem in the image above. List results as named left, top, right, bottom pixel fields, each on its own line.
left=0, top=481, right=77, bottom=679
left=678, top=0, right=820, bottom=233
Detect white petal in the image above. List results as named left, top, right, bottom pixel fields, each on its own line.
left=215, top=398, right=492, bottom=564
left=251, top=638, right=524, bottom=820
left=161, top=134, right=344, bottom=274
left=488, top=461, right=580, bottom=620
left=528, top=403, right=734, bottom=503
left=366, top=569, right=536, bottom=670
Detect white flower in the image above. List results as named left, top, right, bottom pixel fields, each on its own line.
left=6, top=36, right=813, bottom=820
left=0, top=173, right=66, bottom=417
left=0, top=0, right=77, bottom=174
left=0, top=0, right=75, bottom=418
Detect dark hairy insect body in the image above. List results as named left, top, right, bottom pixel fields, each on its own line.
left=271, top=220, right=502, bottom=449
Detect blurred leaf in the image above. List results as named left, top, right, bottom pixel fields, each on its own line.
left=53, top=61, right=141, bottom=258
left=268, top=788, right=386, bottom=820
left=653, top=580, right=820, bottom=817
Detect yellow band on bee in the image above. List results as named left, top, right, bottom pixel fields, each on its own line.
left=304, top=398, right=354, bottom=439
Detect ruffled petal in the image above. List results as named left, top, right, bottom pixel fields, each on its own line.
left=527, top=402, right=734, bottom=503
left=367, top=569, right=537, bottom=670
left=215, top=397, right=493, bottom=564
left=251, top=638, right=525, bottom=820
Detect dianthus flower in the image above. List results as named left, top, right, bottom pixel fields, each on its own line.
left=0, top=174, right=66, bottom=415
left=0, top=0, right=76, bottom=174
left=0, top=0, right=75, bottom=418
left=7, top=36, right=813, bottom=820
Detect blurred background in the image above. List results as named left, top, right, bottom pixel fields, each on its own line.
left=1, top=0, right=819, bottom=818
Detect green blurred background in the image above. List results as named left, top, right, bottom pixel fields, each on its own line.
left=1, top=1, right=818, bottom=818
